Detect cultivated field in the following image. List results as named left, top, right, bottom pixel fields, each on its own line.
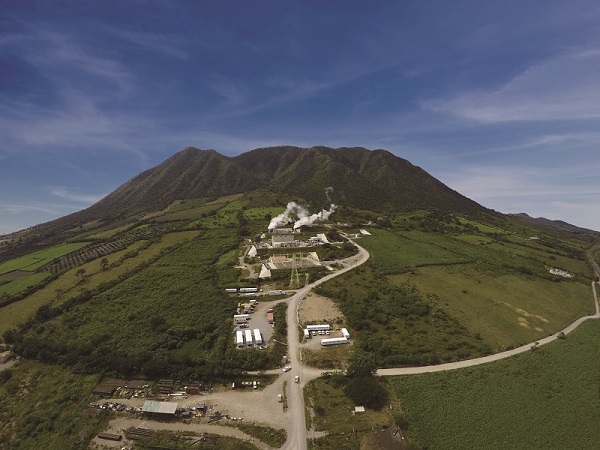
left=391, top=320, right=600, bottom=450
left=0, top=242, right=88, bottom=274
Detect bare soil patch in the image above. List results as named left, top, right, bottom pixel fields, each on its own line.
left=298, top=292, right=344, bottom=326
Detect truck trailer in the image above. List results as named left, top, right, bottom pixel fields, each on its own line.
left=320, top=337, right=348, bottom=346
left=253, top=328, right=263, bottom=345
left=306, top=324, right=331, bottom=332
left=236, top=330, right=244, bottom=348
left=233, top=314, right=250, bottom=324
left=245, top=329, right=254, bottom=346
left=239, top=287, right=258, bottom=293
left=340, top=327, right=351, bottom=339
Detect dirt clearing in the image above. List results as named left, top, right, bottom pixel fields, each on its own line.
left=298, top=292, right=344, bottom=326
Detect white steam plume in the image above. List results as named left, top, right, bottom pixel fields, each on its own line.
left=268, top=201, right=336, bottom=230
left=268, top=202, right=308, bottom=230
left=293, top=204, right=336, bottom=229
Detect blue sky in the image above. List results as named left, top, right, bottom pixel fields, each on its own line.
left=2, top=0, right=600, bottom=233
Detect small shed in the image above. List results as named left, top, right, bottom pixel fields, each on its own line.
left=93, top=384, right=116, bottom=397
left=126, top=379, right=147, bottom=390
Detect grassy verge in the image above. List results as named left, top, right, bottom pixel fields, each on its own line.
left=226, top=422, right=286, bottom=448
left=301, top=345, right=353, bottom=370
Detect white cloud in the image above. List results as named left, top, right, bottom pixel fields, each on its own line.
left=108, top=29, right=189, bottom=60
left=0, top=203, right=59, bottom=216
left=48, top=187, right=105, bottom=204
left=423, top=49, right=600, bottom=123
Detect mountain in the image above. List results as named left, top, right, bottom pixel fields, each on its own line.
left=6, top=146, right=495, bottom=250
left=509, top=213, right=599, bottom=236
left=86, top=145, right=490, bottom=219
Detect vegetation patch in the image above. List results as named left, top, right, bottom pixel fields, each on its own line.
left=315, top=265, right=489, bottom=367
left=301, top=344, right=353, bottom=370
left=0, top=360, right=106, bottom=449
left=391, top=320, right=600, bottom=450
left=305, top=373, right=421, bottom=450
left=226, top=421, right=286, bottom=447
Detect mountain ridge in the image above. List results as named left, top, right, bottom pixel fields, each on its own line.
left=63, top=145, right=493, bottom=225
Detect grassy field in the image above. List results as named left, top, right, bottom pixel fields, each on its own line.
left=0, top=272, right=50, bottom=297
left=360, top=226, right=595, bottom=349
left=0, top=242, right=88, bottom=274
left=391, top=320, right=600, bottom=450
left=388, top=265, right=593, bottom=348
left=361, top=229, right=470, bottom=273
left=301, top=344, right=354, bottom=370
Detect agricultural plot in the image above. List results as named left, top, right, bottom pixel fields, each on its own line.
left=360, top=229, right=469, bottom=273
left=0, top=231, right=200, bottom=336
left=0, top=242, right=88, bottom=275
left=9, top=228, right=276, bottom=376
left=0, top=272, right=50, bottom=297
left=391, top=320, right=600, bottom=450
left=389, top=265, right=593, bottom=348
left=360, top=225, right=595, bottom=349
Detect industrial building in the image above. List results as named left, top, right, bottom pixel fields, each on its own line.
left=141, top=400, right=178, bottom=416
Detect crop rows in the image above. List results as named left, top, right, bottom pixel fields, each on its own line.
left=40, top=222, right=186, bottom=274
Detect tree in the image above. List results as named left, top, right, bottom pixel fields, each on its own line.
left=346, top=349, right=378, bottom=378
left=100, top=258, right=109, bottom=270
left=344, top=376, right=388, bottom=410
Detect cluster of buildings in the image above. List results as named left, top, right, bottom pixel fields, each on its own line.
left=254, top=228, right=330, bottom=249
left=303, top=324, right=351, bottom=346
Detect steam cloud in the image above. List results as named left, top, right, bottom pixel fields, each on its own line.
left=268, top=200, right=336, bottom=230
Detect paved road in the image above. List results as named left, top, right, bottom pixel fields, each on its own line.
left=281, top=241, right=370, bottom=450
left=96, top=238, right=600, bottom=449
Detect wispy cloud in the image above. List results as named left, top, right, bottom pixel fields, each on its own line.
left=108, top=28, right=189, bottom=60
left=48, top=187, right=105, bottom=204
left=423, top=49, right=600, bottom=123
left=25, top=29, right=135, bottom=94
left=0, top=203, right=59, bottom=216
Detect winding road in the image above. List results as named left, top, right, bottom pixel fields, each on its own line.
left=97, top=238, right=600, bottom=449
left=280, top=238, right=600, bottom=449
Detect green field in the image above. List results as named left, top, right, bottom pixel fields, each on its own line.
left=0, top=272, right=50, bottom=297
left=0, top=242, right=88, bottom=274
left=360, top=227, right=595, bottom=348
left=391, top=320, right=600, bottom=450
left=0, top=232, right=199, bottom=336
left=389, top=265, right=593, bottom=348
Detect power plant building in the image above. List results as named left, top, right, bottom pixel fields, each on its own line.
left=271, top=234, right=296, bottom=248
